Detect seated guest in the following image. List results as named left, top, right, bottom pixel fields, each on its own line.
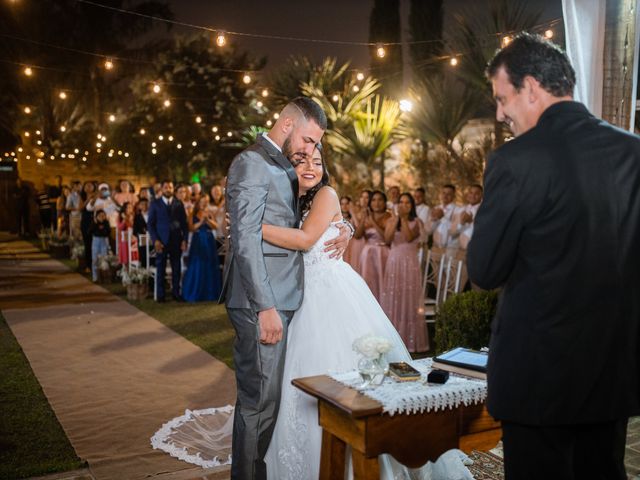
left=89, top=210, right=111, bottom=282
left=182, top=195, right=222, bottom=302
left=355, top=190, right=391, bottom=301
left=425, top=184, right=461, bottom=249
left=380, top=193, right=428, bottom=352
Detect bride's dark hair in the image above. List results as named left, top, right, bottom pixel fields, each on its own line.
left=298, top=144, right=330, bottom=216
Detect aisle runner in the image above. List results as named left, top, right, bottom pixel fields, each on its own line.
left=0, top=240, right=235, bottom=480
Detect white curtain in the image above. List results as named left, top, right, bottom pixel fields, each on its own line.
left=562, top=0, right=606, bottom=116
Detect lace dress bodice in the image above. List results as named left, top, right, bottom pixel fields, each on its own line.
left=302, top=222, right=342, bottom=268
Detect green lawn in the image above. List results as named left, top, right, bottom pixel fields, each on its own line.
left=0, top=312, right=86, bottom=480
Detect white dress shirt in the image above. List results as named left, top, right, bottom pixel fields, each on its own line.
left=449, top=203, right=481, bottom=250
left=426, top=202, right=461, bottom=248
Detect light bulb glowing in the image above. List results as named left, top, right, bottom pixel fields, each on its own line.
left=139, top=128, right=146, bottom=135
left=158, top=135, right=164, bottom=141
left=261, top=89, right=269, bottom=97
left=59, top=91, right=67, bottom=100
left=266, top=120, right=272, bottom=127
left=227, top=131, right=232, bottom=137
left=104, top=59, right=114, bottom=70
left=256, top=101, right=263, bottom=108
left=192, top=141, right=197, bottom=147
left=163, top=99, right=171, bottom=107
left=450, top=57, right=458, bottom=66
left=24, top=66, right=33, bottom=76
left=215, top=135, right=221, bottom=141
left=195, top=116, right=202, bottom=123
left=356, top=72, right=364, bottom=81
left=332, top=94, right=339, bottom=102
left=24, top=131, right=30, bottom=137
left=352, top=85, right=360, bottom=92
left=153, top=83, right=161, bottom=93
left=273, top=113, right=279, bottom=119
left=544, top=29, right=554, bottom=39
left=502, top=36, right=512, bottom=47
left=176, top=143, right=182, bottom=149
left=399, top=99, right=413, bottom=112
left=168, top=135, right=174, bottom=142
left=242, top=74, right=251, bottom=84
left=24, top=106, right=31, bottom=114
left=60, top=125, right=66, bottom=132
left=108, top=114, right=116, bottom=122
left=376, top=44, right=386, bottom=58
left=215, top=32, right=226, bottom=47
left=212, top=126, right=218, bottom=133
left=152, top=148, right=157, bottom=154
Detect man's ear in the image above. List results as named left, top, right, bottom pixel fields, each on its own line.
left=523, top=76, right=541, bottom=103
left=281, top=116, right=293, bottom=135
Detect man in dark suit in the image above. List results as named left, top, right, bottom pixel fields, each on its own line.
left=468, top=33, right=640, bottom=479
left=148, top=181, right=188, bottom=302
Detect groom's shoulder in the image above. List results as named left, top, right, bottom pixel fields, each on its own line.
left=230, top=143, right=270, bottom=168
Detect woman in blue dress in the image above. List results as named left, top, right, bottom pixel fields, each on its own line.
left=182, top=195, right=222, bottom=302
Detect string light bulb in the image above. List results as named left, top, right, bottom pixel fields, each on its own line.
left=215, top=135, right=221, bottom=141
left=352, top=85, right=360, bottom=93
left=24, top=131, right=30, bottom=137
left=108, top=114, right=116, bottom=122
left=24, top=106, right=31, bottom=114
left=59, top=91, right=68, bottom=100
left=227, top=131, right=232, bottom=137
left=139, top=128, right=146, bottom=135
left=256, top=101, right=263, bottom=108
left=544, top=29, right=554, bottom=39
left=24, top=66, right=33, bottom=76
left=168, top=135, right=174, bottom=142
left=261, top=89, right=269, bottom=97
left=242, top=74, right=251, bottom=84
left=60, top=126, right=66, bottom=132
left=163, top=99, right=171, bottom=108
left=376, top=44, right=386, bottom=58
left=176, top=143, right=182, bottom=149
left=152, top=148, right=157, bottom=155
left=273, top=113, right=279, bottom=119
left=356, top=72, right=365, bottom=81
left=104, top=58, right=114, bottom=70
left=195, top=116, right=202, bottom=123
left=332, top=94, right=339, bottom=102
left=215, top=31, right=226, bottom=47
left=450, top=57, right=459, bottom=66
left=399, top=99, right=413, bottom=112
left=266, top=120, right=272, bottom=127
left=192, top=141, right=197, bottom=147
left=152, top=83, right=161, bottom=94
left=212, top=126, right=218, bottom=133
left=124, top=152, right=129, bottom=157
left=502, top=36, right=512, bottom=47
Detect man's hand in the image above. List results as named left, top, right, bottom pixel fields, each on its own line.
left=324, top=223, right=350, bottom=259
left=154, top=240, right=164, bottom=253
left=258, top=307, right=283, bottom=344
left=431, top=208, right=444, bottom=221
left=461, top=212, right=474, bottom=224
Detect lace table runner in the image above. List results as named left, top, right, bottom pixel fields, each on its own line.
left=329, top=358, right=487, bottom=416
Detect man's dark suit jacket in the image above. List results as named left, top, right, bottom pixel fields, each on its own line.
left=133, top=212, right=148, bottom=236
left=147, top=197, right=188, bottom=248
left=468, top=101, right=640, bottom=426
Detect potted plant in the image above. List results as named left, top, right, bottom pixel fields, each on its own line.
left=49, top=232, right=70, bottom=258
left=97, top=253, right=120, bottom=283
left=70, top=243, right=86, bottom=271
left=119, top=266, right=150, bottom=301
left=434, top=290, right=499, bottom=354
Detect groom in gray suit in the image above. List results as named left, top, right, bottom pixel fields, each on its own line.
left=221, top=97, right=349, bottom=479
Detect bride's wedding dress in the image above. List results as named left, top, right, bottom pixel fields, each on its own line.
left=151, top=222, right=474, bottom=479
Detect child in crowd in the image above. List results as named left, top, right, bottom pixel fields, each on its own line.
left=90, top=209, right=111, bottom=282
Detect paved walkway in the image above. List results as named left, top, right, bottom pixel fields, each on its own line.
left=0, top=237, right=234, bottom=480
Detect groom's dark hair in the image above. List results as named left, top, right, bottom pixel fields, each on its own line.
left=486, top=33, right=575, bottom=97
left=290, top=97, right=327, bottom=130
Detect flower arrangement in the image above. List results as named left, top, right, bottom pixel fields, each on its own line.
left=118, top=266, right=151, bottom=286
left=97, top=253, right=119, bottom=271
left=352, top=334, right=393, bottom=360
left=70, top=243, right=85, bottom=260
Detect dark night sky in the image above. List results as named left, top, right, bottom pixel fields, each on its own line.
left=168, top=0, right=564, bottom=72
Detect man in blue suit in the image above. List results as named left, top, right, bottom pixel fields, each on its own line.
left=148, top=180, right=188, bottom=302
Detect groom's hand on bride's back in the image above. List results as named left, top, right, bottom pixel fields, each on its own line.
left=324, top=222, right=352, bottom=259
left=258, top=307, right=283, bottom=344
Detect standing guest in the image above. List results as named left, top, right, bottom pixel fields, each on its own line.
left=176, top=184, right=193, bottom=217
left=133, top=198, right=149, bottom=267
left=153, top=182, right=163, bottom=200
left=86, top=183, right=119, bottom=250
left=36, top=182, right=53, bottom=231
left=208, top=184, right=226, bottom=241
left=148, top=180, right=188, bottom=302
left=386, top=185, right=400, bottom=213
left=114, top=180, right=138, bottom=207
left=339, top=196, right=352, bottom=222
left=117, top=202, right=138, bottom=266
left=191, top=182, right=202, bottom=205
left=80, top=181, right=98, bottom=273
left=48, top=175, right=63, bottom=229
left=345, top=189, right=371, bottom=274
left=355, top=190, right=391, bottom=301
left=425, top=184, right=460, bottom=249
left=182, top=195, right=222, bottom=302
left=89, top=210, right=111, bottom=282
left=380, top=193, right=428, bottom=352
left=138, top=186, right=151, bottom=202
left=468, top=33, right=640, bottom=479
left=56, top=185, right=70, bottom=237
left=66, top=181, right=82, bottom=240
left=12, top=178, right=31, bottom=237
left=449, top=184, right=483, bottom=250
left=413, top=187, right=430, bottom=243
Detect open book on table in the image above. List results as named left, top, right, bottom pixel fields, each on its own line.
left=431, top=347, right=488, bottom=380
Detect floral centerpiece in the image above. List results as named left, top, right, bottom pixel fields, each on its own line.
left=97, top=253, right=119, bottom=283
left=352, top=334, right=393, bottom=389
left=70, top=242, right=86, bottom=271
left=118, top=266, right=150, bottom=300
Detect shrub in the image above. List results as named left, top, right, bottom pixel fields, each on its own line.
left=434, top=290, right=499, bottom=354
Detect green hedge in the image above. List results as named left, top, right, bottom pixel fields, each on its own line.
left=434, top=290, right=499, bottom=354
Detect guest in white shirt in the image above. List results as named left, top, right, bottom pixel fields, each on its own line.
left=66, top=181, right=83, bottom=240
left=413, top=187, right=430, bottom=243
left=425, top=184, right=461, bottom=248
left=449, top=184, right=483, bottom=250
left=86, top=183, right=120, bottom=249
left=386, top=185, right=400, bottom=214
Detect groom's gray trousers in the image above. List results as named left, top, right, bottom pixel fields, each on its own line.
left=226, top=307, right=294, bottom=480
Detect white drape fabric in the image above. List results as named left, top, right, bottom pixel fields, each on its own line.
left=562, top=0, right=606, bottom=116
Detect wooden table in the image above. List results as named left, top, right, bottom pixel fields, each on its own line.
left=292, top=374, right=502, bottom=480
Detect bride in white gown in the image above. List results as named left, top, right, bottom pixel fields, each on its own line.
left=151, top=147, right=473, bottom=479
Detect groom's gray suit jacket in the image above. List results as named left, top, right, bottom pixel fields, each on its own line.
left=221, top=135, right=303, bottom=312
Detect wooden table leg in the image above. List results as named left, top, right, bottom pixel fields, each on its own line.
left=319, top=429, right=346, bottom=480
left=352, top=449, right=380, bottom=480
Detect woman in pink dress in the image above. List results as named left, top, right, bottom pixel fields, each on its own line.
left=345, top=189, right=371, bottom=274
left=355, top=190, right=390, bottom=301
left=380, top=193, right=429, bottom=352
left=117, top=202, right=139, bottom=266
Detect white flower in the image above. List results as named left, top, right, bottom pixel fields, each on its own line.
left=352, top=334, right=393, bottom=359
